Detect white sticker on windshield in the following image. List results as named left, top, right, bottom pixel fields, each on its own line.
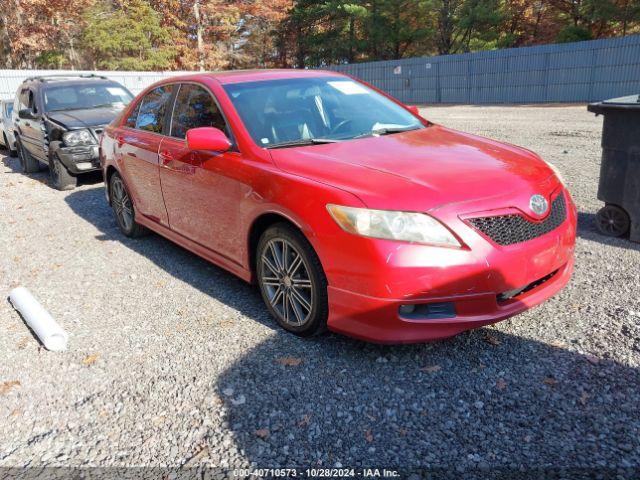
left=327, top=81, right=368, bottom=95
left=106, top=87, right=126, bottom=96
left=261, top=138, right=270, bottom=144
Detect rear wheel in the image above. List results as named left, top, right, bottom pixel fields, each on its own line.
left=16, top=137, right=40, bottom=173
left=256, top=223, right=328, bottom=337
left=49, top=154, right=77, bottom=190
left=6, top=133, right=17, bottom=157
left=596, top=204, right=630, bottom=237
left=109, top=172, right=147, bottom=238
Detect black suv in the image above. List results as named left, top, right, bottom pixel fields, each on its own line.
left=14, top=75, right=133, bottom=190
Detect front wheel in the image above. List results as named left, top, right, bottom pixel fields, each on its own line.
left=256, top=224, right=328, bottom=337
left=109, top=172, right=147, bottom=238
left=49, top=154, right=77, bottom=190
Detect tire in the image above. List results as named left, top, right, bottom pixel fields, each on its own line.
left=16, top=137, right=40, bottom=173
left=7, top=133, right=17, bottom=157
left=49, top=153, right=77, bottom=191
left=2, top=133, right=10, bottom=155
left=596, top=204, right=630, bottom=237
left=109, top=172, right=147, bottom=238
left=256, top=223, right=328, bottom=337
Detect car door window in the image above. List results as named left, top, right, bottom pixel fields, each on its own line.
left=135, top=85, right=174, bottom=134
left=18, top=89, right=29, bottom=111
left=125, top=102, right=141, bottom=128
left=170, top=84, right=227, bottom=139
left=28, top=90, right=38, bottom=114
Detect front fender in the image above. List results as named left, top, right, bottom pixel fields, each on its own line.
left=241, top=167, right=366, bottom=280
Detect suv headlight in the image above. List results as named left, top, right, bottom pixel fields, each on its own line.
left=63, top=129, right=96, bottom=147
left=326, top=204, right=461, bottom=248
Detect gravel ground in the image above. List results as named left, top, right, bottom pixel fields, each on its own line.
left=1, top=105, right=639, bottom=475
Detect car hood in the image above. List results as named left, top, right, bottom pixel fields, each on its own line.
left=46, top=106, right=124, bottom=129
left=268, top=125, right=556, bottom=212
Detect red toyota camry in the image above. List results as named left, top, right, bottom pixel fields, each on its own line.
left=100, top=70, right=576, bottom=343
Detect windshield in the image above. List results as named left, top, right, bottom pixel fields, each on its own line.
left=43, top=83, right=133, bottom=112
left=223, top=76, right=424, bottom=148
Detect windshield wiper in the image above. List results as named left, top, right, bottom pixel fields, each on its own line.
left=47, top=103, right=118, bottom=112
left=353, top=126, right=422, bottom=139
left=266, top=138, right=342, bottom=149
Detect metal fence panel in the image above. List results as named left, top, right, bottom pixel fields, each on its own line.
left=327, top=34, right=640, bottom=104
left=2, top=36, right=638, bottom=105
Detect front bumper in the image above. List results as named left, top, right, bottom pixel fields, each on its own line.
left=56, top=145, right=100, bottom=174
left=322, top=189, right=577, bottom=343
left=327, top=258, right=573, bottom=343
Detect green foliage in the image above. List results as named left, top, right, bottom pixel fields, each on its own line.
left=557, top=25, right=594, bottom=42
left=82, top=0, right=177, bottom=70
left=5, top=0, right=638, bottom=71
left=35, top=50, right=66, bottom=68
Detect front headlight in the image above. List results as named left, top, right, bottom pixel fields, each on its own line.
left=544, top=160, right=565, bottom=186
left=326, top=204, right=461, bottom=248
left=63, top=129, right=96, bottom=147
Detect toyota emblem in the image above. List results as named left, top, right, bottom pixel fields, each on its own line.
left=530, top=194, right=549, bottom=215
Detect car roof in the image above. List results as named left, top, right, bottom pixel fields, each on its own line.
left=21, top=76, right=123, bottom=89
left=162, top=69, right=347, bottom=86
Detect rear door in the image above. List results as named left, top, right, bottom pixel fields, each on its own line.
left=115, top=85, right=174, bottom=226
left=158, top=82, right=244, bottom=261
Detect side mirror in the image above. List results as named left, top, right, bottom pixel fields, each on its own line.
left=18, top=108, right=37, bottom=120
left=406, top=105, right=420, bottom=116
left=186, top=127, right=231, bottom=152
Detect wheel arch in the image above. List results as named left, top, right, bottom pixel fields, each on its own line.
left=247, top=211, right=316, bottom=280
left=105, top=165, right=120, bottom=205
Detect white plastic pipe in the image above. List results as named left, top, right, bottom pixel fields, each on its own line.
left=9, top=287, right=68, bottom=352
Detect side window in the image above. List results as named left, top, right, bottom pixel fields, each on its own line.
left=125, top=102, right=141, bottom=128
left=135, top=85, right=173, bottom=134
left=170, top=84, right=227, bottom=139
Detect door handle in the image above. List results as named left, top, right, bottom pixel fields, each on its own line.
left=159, top=150, right=174, bottom=165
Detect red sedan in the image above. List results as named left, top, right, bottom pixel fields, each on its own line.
left=100, top=70, right=576, bottom=343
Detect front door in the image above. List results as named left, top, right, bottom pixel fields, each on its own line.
left=17, top=88, right=46, bottom=161
left=159, top=83, right=244, bottom=262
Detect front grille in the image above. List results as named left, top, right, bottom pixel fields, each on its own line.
left=469, top=194, right=566, bottom=246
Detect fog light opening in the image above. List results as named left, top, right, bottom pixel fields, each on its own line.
left=399, top=304, right=416, bottom=315
left=398, top=302, right=456, bottom=320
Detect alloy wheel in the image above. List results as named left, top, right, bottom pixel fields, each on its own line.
left=111, top=176, right=134, bottom=232
left=259, top=238, right=314, bottom=326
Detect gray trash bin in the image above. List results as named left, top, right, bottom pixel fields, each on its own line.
left=587, top=94, right=640, bottom=242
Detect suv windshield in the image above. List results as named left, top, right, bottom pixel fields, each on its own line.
left=43, top=83, right=133, bottom=112
left=223, top=76, right=424, bottom=148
